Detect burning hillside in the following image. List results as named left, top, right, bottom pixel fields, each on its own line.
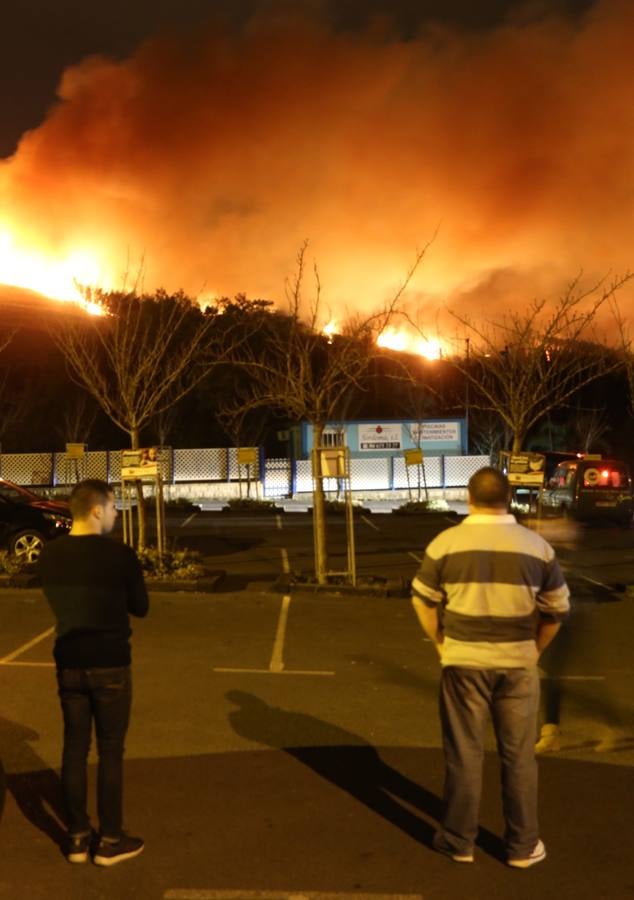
left=0, top=0, right=632, bottom=328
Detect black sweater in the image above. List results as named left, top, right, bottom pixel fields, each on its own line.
left=38, top=534, right=149, bottom=669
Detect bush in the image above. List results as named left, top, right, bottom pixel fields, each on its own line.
left=225, top=497, right=280, bottom=512
left=322, top=500, right=368, bottom=515
left=393, top=499, right=451, bottom=514
left=136, top=546, right=206, bottom=579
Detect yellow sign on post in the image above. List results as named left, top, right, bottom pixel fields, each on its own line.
left=237, top=447, right=258, bottom=466
left=65, top=443, right=86, bottom=460
left=320, top=448, right=347, bottom=478
left=404, top=448, right=423, bottom=466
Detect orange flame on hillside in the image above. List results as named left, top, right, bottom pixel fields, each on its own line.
left=377, top=327, right=444, bottom=360
left=0, top=227, right=107, bottom=315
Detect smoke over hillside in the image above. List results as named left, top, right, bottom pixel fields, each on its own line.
left=1, top=0, right=632, bottom=332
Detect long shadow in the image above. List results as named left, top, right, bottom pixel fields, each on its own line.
left=226, top=691, right=504, bottom=860
left=0, top=715, right=66, bottom=850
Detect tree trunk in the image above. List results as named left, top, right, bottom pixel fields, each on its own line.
left=511, top=433, right=524, bottom=453
left=130, top=428, right=147, bottom=550
left=312, top=422, right=328, bottom=585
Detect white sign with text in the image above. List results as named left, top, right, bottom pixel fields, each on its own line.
left=408, top=422, right=460, bottom=443
left=358, top=423, right=403, bottom=450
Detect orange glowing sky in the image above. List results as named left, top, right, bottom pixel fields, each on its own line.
left=1, top=0, right=632, bottom=336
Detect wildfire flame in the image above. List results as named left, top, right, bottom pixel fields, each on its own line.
left=322, top=320, right=338, bottom=342
left=377, top=327, right=443, bottom=360
left=0, top=228, right=107, bottom=315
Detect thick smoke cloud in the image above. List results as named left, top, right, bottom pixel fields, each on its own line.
left=1, top=0, right=632, bottom=328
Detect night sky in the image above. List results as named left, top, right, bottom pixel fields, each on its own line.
left=1, top=0, right=628, bottom=331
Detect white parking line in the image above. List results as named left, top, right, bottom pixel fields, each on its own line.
left=165, top=891, right=424, bottom=900
left=0, top=661, right=55, bottom=668
left=270, top=595, right=291, bottom=673
left=0, top=626, right=55, bottom=664
left=213, top=667, right=335, bottom=676
left=276, top=514, right=283, bottom=530
left=180, top=511, right=199, bottom=528
left=361, top=515, right=380, bottom=532
left=408, top=552, right=421, bottom=563
left=281, top=547, right=290, bottom=574
left=579, top=574, right=615, bottom=590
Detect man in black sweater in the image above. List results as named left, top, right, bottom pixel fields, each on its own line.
left=38, top=479, right=149, bottom=866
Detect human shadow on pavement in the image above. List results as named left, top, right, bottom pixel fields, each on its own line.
left=0, top=715, right=66, bottom=850
left=226, top=690, right=504, bottom=860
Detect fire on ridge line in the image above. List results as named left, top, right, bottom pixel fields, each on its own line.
left=323, top=321, right=444, bottom=360
left=0, top=229, right=106, bottom=316
left=0, top=231, right=445, bottom=357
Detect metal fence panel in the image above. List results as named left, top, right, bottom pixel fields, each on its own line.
left=53, top=450, right=109, bottom=485
left=393, top=456, right=443, bottom=490
left=263, top=458, right=292, bottom=498
left=349, top=457, right=391, bottom=491
left=227, top=447, right=261, bottom=481
left=0, top=452, right=53, bottom=485
left=173, top=448, right=227, bottom=482
left=0, top=447, right=491, bottom=491
left=444, top=455, right=491, bottom=487
left=295, top=459, right=313, bottom=493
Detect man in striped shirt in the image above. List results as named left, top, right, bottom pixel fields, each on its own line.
left=412, top=467, right=569, bottom=868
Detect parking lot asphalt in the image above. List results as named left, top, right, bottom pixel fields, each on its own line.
left=0, top=511, right=633, bottom=900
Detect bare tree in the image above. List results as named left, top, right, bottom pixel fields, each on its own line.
left=447, top=274, right=631, bottom=453
left=50, top=288, right=247, bottom=546
left=468, top=409, right=511, bottom=458
left=609, top=297, right=634, bottom=419
left=55, top=390, right=99, bottom=446
left=569, top=407, right=611, bottom=454
left=229, top=241, right=430, bottom=583
left=216, top=393, right=269, bottom=498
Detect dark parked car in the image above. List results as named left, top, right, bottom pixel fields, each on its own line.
left=541, top=458, right=633, bottom=527
left=0, top=479, right=71, bottom=563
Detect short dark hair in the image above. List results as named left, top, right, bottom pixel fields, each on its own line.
left=70, top=479, right=114, bottom=520
left=468, top=467, right=510, bottom=508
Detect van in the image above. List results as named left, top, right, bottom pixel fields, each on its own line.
left=541, top=457, right=633, bottom=526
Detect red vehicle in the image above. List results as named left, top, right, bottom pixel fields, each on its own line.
left=0, top=479, right=71, bottom=562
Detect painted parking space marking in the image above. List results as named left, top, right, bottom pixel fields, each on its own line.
left=408, top=552, right=421, bottom=563
left=361, top=515, right=380, bottom=532
left=281, top=547, right=290, bottom=574
left=180, top=512, right=199, bottom=528
left=0, top=660, right=55, bottom=668
left=0, top=626, right=54, bottom=665
left=165, top=891, right=424, bottom=900
left=579, top=574, right=616, bottom=590
left=213, top=668, right=335, bottom=676
left=213, top=588, right=335, bottom=677
left=276, top=514, right=283, bottom=530
left=270, top=595, right=291, bottom=673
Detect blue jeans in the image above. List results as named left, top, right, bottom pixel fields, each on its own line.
left=434, top=666, right=540, bottom=858
left=57, top=666, right=131, bottom=837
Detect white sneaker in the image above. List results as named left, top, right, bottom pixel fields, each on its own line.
left=508, top=839, right=547, bottom=869
left=535, top=724, right=560, bottom=754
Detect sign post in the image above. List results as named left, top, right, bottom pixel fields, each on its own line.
left=120, top=448, right=166, bottom=554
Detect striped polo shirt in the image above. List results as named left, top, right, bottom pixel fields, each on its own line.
left=411, top=513, right=570, bottom=668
